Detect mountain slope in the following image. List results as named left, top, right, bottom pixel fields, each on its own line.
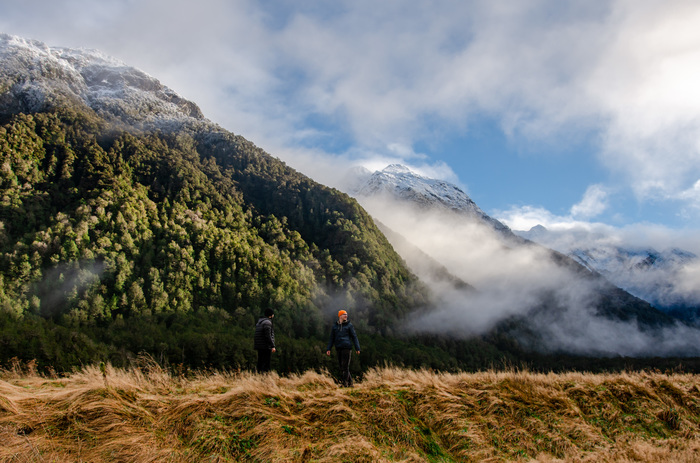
left=0, top=34, right=450, bottom=371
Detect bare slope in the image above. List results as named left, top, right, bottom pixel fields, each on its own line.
left=1, top=360, right=699, bottom=462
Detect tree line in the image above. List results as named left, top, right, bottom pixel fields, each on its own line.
left=0, top=107, right=506, bottom=374
left=2, top=107, right=699, bottom=376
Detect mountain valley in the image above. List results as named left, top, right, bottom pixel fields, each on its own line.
left=1, top=33, right=699, bottom=374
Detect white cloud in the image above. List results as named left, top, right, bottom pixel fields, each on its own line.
left=570, top=184, right=609, bottom=219
left=679, top=180, right=700, bottom=208
left=495, top=205, right=563, bottom=232
left=4, top=2, right=700, bottom=233
left=358, top=194, right=700, bottom=356
left=4, top=0, right=700, bottom=214
left=576, top=1, right=700, bottom=203
left=495, top=183, right=613, bottom=233
left=498, top=195, right=700, bottom=255
left=676, top=261, right=700, bottom=301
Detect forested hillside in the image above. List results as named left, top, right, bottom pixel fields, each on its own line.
left=0, top=104, right=484, bottom=372
left=2, top=34, right=699, bottom=376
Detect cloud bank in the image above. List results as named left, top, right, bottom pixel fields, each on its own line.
left=359, top=194, right=700, bottom=357
left=495, top=196, right=700, bottom=311
left=3, top=0, right=700, bottom=219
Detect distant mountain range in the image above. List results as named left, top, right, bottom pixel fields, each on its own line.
left=517, top=224, right=700, bottom=320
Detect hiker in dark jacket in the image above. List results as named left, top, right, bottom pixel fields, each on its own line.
left=254, top=308, right=276, bottom=373
left=326, top=310, right=360, bottom=387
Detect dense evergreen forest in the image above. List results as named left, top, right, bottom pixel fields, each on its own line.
left=0, top=105, right=513, bottom=374
left=2, top=104, right=699, bottom=376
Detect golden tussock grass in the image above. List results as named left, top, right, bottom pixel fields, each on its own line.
left=1, top=357, right=700, bottom=462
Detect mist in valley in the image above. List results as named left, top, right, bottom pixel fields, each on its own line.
left=357, top=194, right=700, bottom=357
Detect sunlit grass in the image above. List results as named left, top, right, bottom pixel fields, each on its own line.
left=1, top=357, right=699, bottom=462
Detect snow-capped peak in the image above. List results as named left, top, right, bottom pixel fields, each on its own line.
left=382, top=164, right=414, bottom=175
left=349, top=164, right=510, bottom=232
left=0, top=34, right=204, bottom=126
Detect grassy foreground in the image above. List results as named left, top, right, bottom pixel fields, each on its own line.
left=1, top=360, right=700, bottom=462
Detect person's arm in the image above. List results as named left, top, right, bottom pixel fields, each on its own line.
left=326, top=325, right=335, bottom=355
left=349, top=324, right=360, bottom=353
left=265, top=321, right=276, bottom=350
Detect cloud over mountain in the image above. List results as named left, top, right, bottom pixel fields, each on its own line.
left=4, top=0, right=700, bottom=223
left=350, top=165, right=700, bottom=357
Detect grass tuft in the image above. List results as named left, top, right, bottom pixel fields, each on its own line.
left=1, top=362, right=700, bottom=462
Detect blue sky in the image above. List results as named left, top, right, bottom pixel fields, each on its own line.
left=3, top=0, right=700, bottom=251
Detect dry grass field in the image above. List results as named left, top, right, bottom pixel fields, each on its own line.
left=1, top=357, right=700, bottom=462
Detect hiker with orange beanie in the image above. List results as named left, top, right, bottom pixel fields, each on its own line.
left=326, top=309, right=361, bottom=387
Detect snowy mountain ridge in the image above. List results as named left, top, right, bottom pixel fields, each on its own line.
left=349, top=164, right=510, bottom=232
left=348, top=163, right=700, bottom=317
left=0, top=34, right=204, bottom=126
left=517, top=224, right=700, bottom=312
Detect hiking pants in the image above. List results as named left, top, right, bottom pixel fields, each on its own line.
left=337, top=348, right=353, bottom=387
left=256, top=348, right=272, bottom=373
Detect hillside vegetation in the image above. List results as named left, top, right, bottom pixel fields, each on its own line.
left=1, top=360, right=699, bottom=462
left=0, top=107, right=454, bottom=372
left=5, top=101, right=671, bottom=376
left=2, top=40, right=700, bottom=375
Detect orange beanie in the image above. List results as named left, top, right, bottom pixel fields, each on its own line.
left=338, top=310, right=347, bottom=317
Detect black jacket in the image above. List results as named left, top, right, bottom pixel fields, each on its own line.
left=254, top=317, right=275, bottom=350
left=326, top=321, right=360, bottom=352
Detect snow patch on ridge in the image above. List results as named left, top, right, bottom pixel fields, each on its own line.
left=517, top=224, right=700, bottom=312
left=0, top=33, right=204, bottom=126
left=350, top=164, right=510, bottom=233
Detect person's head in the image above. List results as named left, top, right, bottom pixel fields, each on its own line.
left=338, top=310, right=348, bottom=321
left=265, top=308, right=274, bottom=318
